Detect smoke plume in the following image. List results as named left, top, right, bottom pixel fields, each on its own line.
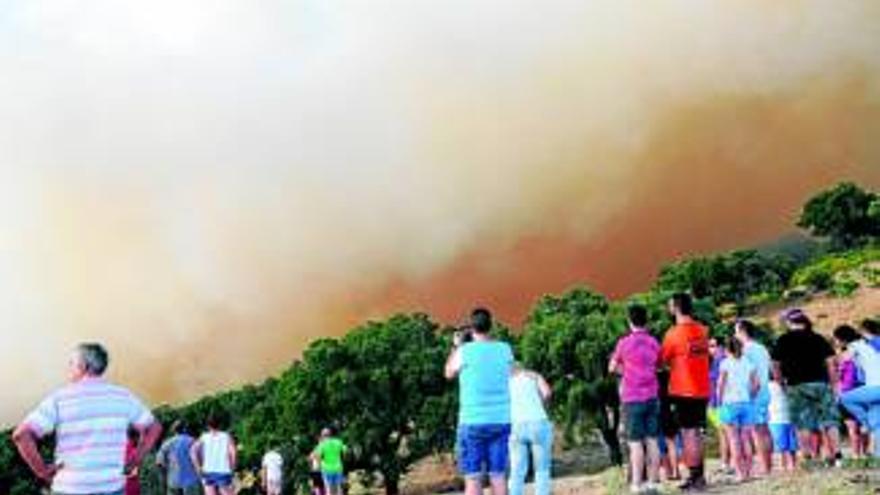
left=2, top=1, right=880, bottom=423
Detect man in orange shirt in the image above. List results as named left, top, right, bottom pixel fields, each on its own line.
left=661, top=293, right=710, bottom=491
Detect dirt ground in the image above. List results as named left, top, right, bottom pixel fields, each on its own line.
left=754, top=286, right=880, bottom=336
left=411, top=459, right=880, bottom=495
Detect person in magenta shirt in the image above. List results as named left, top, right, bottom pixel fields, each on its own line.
left=609, top=304, right=662, bottom=494
left=836, top=337, right=868, bottom=458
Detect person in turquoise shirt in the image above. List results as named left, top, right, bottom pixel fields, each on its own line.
left=445, top=307, right=513, bottom=495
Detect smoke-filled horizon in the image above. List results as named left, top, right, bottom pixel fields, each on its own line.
left=2, top=1, right=880, bottom=424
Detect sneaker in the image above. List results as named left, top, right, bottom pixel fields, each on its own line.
left=630, top=483, right=643, bottom=494
left=643, top=482, right=660, bottom=493
left=679, top=477, right=707, bottom=492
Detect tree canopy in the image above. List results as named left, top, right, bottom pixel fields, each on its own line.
left=798, top=182, right=879, bottom=249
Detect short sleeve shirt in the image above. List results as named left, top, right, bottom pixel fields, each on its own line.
left=661, top=321, right=711, bottom=399
left=771, top=330, right=834, bottom=386
left=315, top=438, right=346, bottom=474
left=157, top=434, right=199, bottom=488
left=22, top=378, right=154, bottom=495
left=611, top=329, right=660, bottom=403
left=767, top=382, right=790, bottom=424
left=719, top=356, right=755, bottom=404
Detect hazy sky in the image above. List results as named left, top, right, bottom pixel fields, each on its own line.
left=1, top=1, right=879, bottom=424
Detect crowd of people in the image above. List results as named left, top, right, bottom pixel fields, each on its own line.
left=609, top=297, right=880, bottom=494
left=10, top=343, right=348, bottom=495
left=9, top=296, right=880, bottom=495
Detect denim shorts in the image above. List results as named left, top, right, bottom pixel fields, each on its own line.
left=202, top=472, right=234, bottom=487
left=456, top=423, right=511, bottom=478
left=624, top=399, right=660, bottom=441
left=719, top=402, right=755, bottom=427
left=322, top=472, right=345, bottom=488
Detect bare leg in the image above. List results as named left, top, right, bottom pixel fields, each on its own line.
left=629, top=441, right=645, bottom=488
left=823, top=427, right=840, bottom=463
left=740, top=427, right=754, bottom=480
left=646, top=438, right=661, bottom=484
left=489, top=475, right=507, bottom=495
left=719, top=426, right=731, bottom=469
left=464, top=478, right=482, bottom=495
left=752, top=425, right=772, bottom=475
left=666, top=437, right=681, bottom=480
left=844, top=419, right=862, bottom=458
left=796, top=429, right=816, bottom=460
left=680, top=428, right=704, bottom=480
left=725, top=425, right=744, bottom=481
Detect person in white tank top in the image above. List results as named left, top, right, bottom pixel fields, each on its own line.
left=262, top=448, right=284, bottom=495
left=508, top=365, right=553, bottom=495
left=190, top=414, right=237, bottom=495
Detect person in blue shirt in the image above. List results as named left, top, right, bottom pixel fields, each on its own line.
left=735, top=319, right=773, bottom=475
left=862, top=319, right=880, bottom=353
left=157, top=420, right=201, bottom=495
left=445, top=307, right=514, bottom=495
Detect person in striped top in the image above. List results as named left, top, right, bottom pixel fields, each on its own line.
left=12, top=342, right=162, bottom=495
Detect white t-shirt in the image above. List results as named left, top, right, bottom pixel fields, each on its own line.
left=200, top=431, right=232, bottom=474
left=263, top=450, right=283, bottom=482
left=720, top=356, right=756, bottom=404
left=767, top=381, right=791, bottom=425
left=851, top=340, right=880, bottom=386
left=510, top=372, right=549, bottom=424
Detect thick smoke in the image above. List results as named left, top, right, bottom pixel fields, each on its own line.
left=1, top=1, right=879, bottom=423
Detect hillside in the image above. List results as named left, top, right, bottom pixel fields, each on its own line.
left=756, top=284, right=880, bottom=338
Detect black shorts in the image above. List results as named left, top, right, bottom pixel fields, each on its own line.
left=669, top=396, right=708, bottom=430
left=624, top=399, right=661, bottom=441
left=659, top=398, right=679, bottom=438
left=310, top=471, right=325, bottom=488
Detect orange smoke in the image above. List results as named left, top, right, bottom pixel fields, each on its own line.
left=367, top=74, right=880, bottom=323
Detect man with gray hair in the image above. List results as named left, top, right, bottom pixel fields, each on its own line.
left=12, top=342, right=162, bottom=495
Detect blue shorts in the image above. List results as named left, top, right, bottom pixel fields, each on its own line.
left=769, top=424, right=798, bottom=453
left=202, top=472, right=234, bottom=487
left=752, top=397, right=770, bottom=425
left=322, top=472, right=345, bottom=488
left=719, top=402, right=755, bottom=427
left=457, top=423, right=510, bottom=478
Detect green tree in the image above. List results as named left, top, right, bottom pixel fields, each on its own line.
left=654, top=250, right=795, bottom=306
left=276, top=313, right=456, bottom=495
left=519, top=288, right=624, bottom=465
left=798, top=182, right=879, bottom=249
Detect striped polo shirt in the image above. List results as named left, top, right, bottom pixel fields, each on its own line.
left=22, top=377, right=154, bottom=495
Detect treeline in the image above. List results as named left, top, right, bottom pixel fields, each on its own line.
left=1, top=182, right=878, bottom=495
